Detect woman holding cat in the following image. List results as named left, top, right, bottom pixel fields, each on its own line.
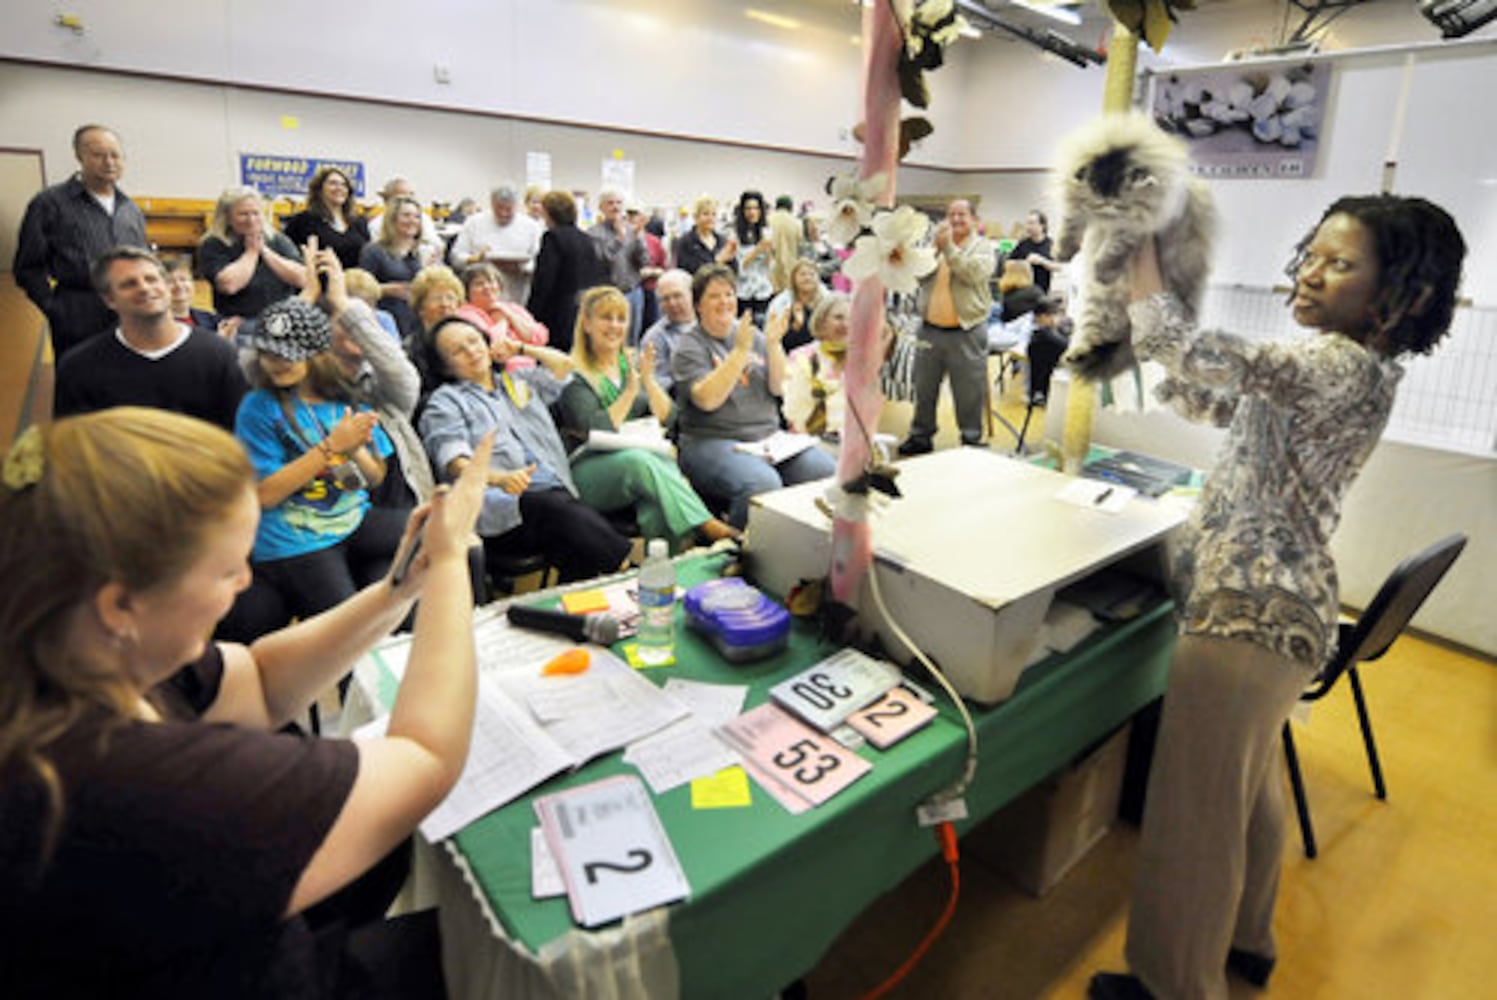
left=1090, top=194, right=1465, bottom=1000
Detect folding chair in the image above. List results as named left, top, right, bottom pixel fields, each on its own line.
left=1283, top=533, right=1468, bottom=858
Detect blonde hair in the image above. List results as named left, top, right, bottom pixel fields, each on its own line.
left=998, top=259, right=1035, bottom=294
left=204, top=186, right=271, bottom=244
left=378, top=195, right=423, bottom=248
left=0, top=409, right=253, bottom=863
left=343, top=267, right=380, bottom=305
left=410, top=265, right=465, bottom=319
left=692, top=195, right=717, bottom=219
left=571, top=286, right=630, bottom=387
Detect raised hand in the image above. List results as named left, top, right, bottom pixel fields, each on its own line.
left=764, top=306, right=790, bottom=347
left=732, top=310, right=756, bottom=354
left=326, top=408, right=379, bottom=454
left=320, top=249, right=349, bottom=312
left=639, top=341, right=657, bottom=383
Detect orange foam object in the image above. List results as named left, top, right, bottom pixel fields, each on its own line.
left=541, top=648, right=591, bottom=676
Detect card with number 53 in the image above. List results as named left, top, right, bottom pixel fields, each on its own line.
left=717, top=703, right=871, bottom=808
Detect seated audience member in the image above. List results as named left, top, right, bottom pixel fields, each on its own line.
left=765, top=258, right=827, bottom=355
left=54, top=246, right=247, bottom=429
left=640, top=268, right=696, bottom=396
left=359, top=196, right=438, bottom=344
left=557, top=286, right=737, bottom=550
left=282, top=165, right=370, bottom=270
left=343, top=266, right=401, bottom=341
left=672, top=195, right=737, bottom=278
left=233, top=297, right=402, bottom=627
left=1024, top=296, right=1072, bottom=408
left=448, top=184, right=544, bottom=305
left=163, top=253, right=224, bottom=335
left=460, top=261, right=550, bottom=368
left=782, top=291, right=892, bottom=440
left=418, top=316, right=631, bottom=583
left=198, top=186, right=305, bottom=320
left=0, top=406, right=491, bottom=997
left=672, top=264, right=837, bottom=529
left=528, top=190, right=608, bottom=354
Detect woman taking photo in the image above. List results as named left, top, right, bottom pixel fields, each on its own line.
left=283, top=166, right=370, bottom=271
left=198, top=186, right=306, bottom=320
left=0, top=406, right=492, bottom=995
left=557, top=286, right=738, bottom=551
left=418, top=315, right=632, bottom=584
left=672, top=264, right=836, bottom=529
left=781, top=291, right=893, bottom=441
left=233, top=297, right=402, bottom=626
left=358, top=195, right=435, bottom=343
left=732, top=190, right=774, bottom=326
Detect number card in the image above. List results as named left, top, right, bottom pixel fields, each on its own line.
left=717, top=703, right=871, bottom=808
left=533, top=775, right=689, bottom=927
left=846, top=686, right=937, bottom=749
left=768, top=648, right=903, bottom=732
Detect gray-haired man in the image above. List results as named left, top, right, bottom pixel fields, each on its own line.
left=449, top=183, right=544, bottom=302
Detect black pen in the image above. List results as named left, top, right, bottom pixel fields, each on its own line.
left=1094, top=487, right=1114, bottom=505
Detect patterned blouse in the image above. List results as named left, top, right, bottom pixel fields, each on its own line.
left=1130, top=293, right=1403, bottom=669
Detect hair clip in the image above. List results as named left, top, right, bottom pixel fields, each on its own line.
left=2, top=425, right=45, bottom=491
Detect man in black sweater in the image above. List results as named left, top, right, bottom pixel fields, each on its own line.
left=54, top=246, right=248, bottom=429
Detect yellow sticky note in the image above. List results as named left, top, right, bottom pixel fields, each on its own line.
left=280, top=115, right=300, bottom=130
left=561, top=589, right=609, bottom=615
left=691, top=766, right=752, bottom=810
left=622, top=642, right=674, bottom=669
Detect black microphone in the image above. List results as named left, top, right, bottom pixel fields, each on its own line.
left=506, top=603, right=621, bottom=645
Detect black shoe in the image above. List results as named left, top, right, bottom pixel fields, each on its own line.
left=896, top=437, right=933, bottom=457
left=1087, top=972, right=1154, bottom=1000
left=1227, top=947, right=1275, bottom=988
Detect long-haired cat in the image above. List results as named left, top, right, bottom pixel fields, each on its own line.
left=1052, top=113, right=1217, bottom=381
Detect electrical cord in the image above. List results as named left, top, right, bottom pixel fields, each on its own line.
left=865, top=560, right=979, bottom=802
left=859, top=821, right=961, bottom=1000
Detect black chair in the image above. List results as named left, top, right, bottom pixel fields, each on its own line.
left=1283, top=533, right=1467, bottom=858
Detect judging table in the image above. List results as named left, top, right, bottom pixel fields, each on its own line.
left=353, top=550, right=1178, bottom=1000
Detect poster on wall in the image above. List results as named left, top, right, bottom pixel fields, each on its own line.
left=527, top=151, right=552, bottom=191
left=239, top=154, right=366, bottom=197
left=1149, top=62, right=1332, bottom=179
left=600, top=158, right=635, bottom=199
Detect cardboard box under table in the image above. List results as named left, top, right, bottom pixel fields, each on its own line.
left=745, top=447, right=1187, bottom=704
left=351, top=552, right=1179, bottom=1000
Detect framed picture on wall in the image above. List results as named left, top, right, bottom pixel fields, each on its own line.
left=1149, top=62, right=1333, bottom=180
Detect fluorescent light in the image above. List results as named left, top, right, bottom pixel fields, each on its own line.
left=745, top=8, right=802, bottom=30
left=1010, top=0, right=1082, bottom=27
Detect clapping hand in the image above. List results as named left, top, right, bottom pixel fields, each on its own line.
left=639, top=341, right=657, bottom=383
left=764, top=307, right=789, bottom=347
left=326, top=408, right=378, bottom=454
left=732, top=311, right=756, bottom=354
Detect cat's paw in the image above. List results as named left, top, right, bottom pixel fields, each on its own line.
left=1064, top=339, right=1135, bottom=381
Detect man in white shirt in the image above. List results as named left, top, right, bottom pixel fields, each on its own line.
left=54, top=246, right=247, bottom=428
left=448, top=184, right=544, bottom=303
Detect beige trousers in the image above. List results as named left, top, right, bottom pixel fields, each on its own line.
left=1125, top=633, right=1314, bottom=1000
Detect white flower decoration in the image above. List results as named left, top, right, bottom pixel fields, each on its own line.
left=841, top=205, right=937, bottom=295
left=826, top=172, right=886, bottom=248
left=914, top=0, right=954, bottom=27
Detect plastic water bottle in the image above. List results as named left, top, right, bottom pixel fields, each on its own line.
left=637, top=538, right=676, bottom=666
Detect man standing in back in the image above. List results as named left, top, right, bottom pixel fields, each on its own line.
left=54, top=246, right=247, bottom=429
left=448, top=184, right=544, bottom=304
left=13, top=124, right=149, bottom=358
left=588, top=188, right=652, bottom=343
left=898, top=198, right=994, bottom=454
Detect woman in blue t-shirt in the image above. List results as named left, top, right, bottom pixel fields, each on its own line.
left=233, top=296, right=400, bottom=626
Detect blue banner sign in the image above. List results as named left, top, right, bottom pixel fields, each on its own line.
left=239, top=154, right=366, bottom=198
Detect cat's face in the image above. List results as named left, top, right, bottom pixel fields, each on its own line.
left=1059, top=115, right=1190, bottom=229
